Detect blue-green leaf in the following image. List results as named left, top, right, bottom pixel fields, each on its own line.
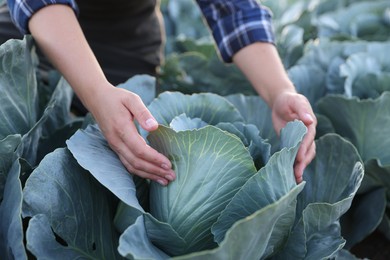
left=287, top=64, right=327, bottom=109
left=216, top=122, right=271, bottom=168
left=18, top=77, right=74, bottom=166
left=147, top=92, right=244, bottom=128
left=317, top=92, right=390, bottom=165
left=23, top=148, right=121, bottom=259
left=66, top=124, right=144, bottom=212
left=340, top=52, right=389, bottom=98
left=317, top=1, right=390, bottom=41
left=118, top=215, right=169, bottom=259
left=145, top=125, right=257, bottom=255
left=212, top=121, right=306, bottom=254
left=341, top=187, right=387, bottom=248
left=170, top=114, right=208, bottom=131
left=174, top=184, right=305, bottom=260
left=0, top=37, right=38, bottom=139
left=275, top=134, right=364, bottom=259
left=0, top=134, right=21, bottom=201
left=225, top=94, right=279, bottom=152
left=0, top=159, right=27, bottom=260
left=116, top=74, right=156, bottom=106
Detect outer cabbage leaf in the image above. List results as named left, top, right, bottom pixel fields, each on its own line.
left=340, top=52, right=390, bottom=98
left=0, top=36, right=77, bottom=166
left=277, top=24, right=304, bottom=69
left=158, top=53, right=253, bottom=96
left=18, top=77, right=74, bottom=166
left=37, top=119, right=83, bottom=163
left=363, top=159, right=390, bottom=238
left=116, top=74, right=156, bottom=106
left=0, top=37, right=38, bottom=139
left=174, top=37, right=216, bottom=57
left=365, top=159, right=390, bottom=199
left=26, top=214, right=85, bottom=259
left=212, top=121, right=306, bottom=255
left=23, top=148, right=122, bottom=259
left=66, top=124, right=144, bottom=213
left=318, top=92, right=390, bottom=245
left=290, top=40, right=390, bottom=100
left=350, top=72, right=390, bottom=99
left=316, top=1, right=390, bottom=41
left=174, top=184, right=305, bottom=260
left=315, top=114, right=335, bottom=139
left=326, top=56, right=347, bottom=95
left=341, top=187, right=387, bottom=248
left=0, top=36, right=81, bottom=168
left=118, top=215, right=169, bottom=259
left=296, top=39, right=366, bottom=72
left=365, top=41, right=390, bottom=69
left=287, top=64, right=327, bottom=109
left=0, top=159, right=27, bottom=260
left=274, top=134, right=364, bottom=259
left=0, top=135, right=21, bottom=201
left=317, top=92, right=390, bottom=165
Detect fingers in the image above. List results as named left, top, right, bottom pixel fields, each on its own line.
left=296, top=118, right=316, bottom=161
left=118, top=154, right=174, bottom=186
left=294, top=118, right=316, bottom=183
left=294, top=140, right=316, bottom=183
left=289, top=94, right=316, bottom=183
left=95, top=88, right=175, bottom=186
left=108, top=120, right=176, bottom=186
left=123, top=92, right=159, bottom=132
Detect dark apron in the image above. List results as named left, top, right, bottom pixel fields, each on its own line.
left=76, top=0, right=164, bottom=84
left=0, top=0, right=164, bottom=113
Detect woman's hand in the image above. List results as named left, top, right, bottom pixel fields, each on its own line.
left=271, top=91, right=317, bottom=183
left=89, top=85, right=176, bottom=186
left=232, top=42, right=317, bottom=183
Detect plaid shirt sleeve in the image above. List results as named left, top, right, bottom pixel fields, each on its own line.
left=196, top=0, right=275, bottom=63
left=6, top=0, right=78, bottom=34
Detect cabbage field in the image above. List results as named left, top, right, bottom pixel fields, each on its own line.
left=1, top=0, right=390, bottom=259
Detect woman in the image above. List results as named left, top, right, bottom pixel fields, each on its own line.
left=1, top=0, right=316, bottom=186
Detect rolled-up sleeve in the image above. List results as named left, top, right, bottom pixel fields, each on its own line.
left=6, top=0, right=78, bottom=34
left=196, top=0, right=275, bottom=63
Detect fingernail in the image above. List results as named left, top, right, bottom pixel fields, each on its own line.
left=157, top=179, right=167, bottom=186
left=165, top=174, right=174, bottom=181
left=304, top=113, right=314, bottom=122
left=146, top=118, right=158, bottom=128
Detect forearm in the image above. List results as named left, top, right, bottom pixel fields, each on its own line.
left=28, top=4, right=110, bottom=111
left=232, top=42, right=296, bottom=107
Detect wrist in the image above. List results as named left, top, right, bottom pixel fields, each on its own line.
left=77, top=80, right=114, bottom=113
left=266, top=81, right=297, bottom=108
left=232, top=42, right=297, bottom=107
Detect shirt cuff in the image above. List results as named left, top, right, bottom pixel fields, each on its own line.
left=9, top=0, right=78, bottom=34
left=197, top=1, right=276, bottom=63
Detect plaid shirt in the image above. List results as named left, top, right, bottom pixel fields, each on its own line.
left=196, top=0, right=275, bottom=62
left=7, top=0, right=275, bottom=63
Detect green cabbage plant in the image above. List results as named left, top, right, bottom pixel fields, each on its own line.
left=19, top=76, right=364, bottom=259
